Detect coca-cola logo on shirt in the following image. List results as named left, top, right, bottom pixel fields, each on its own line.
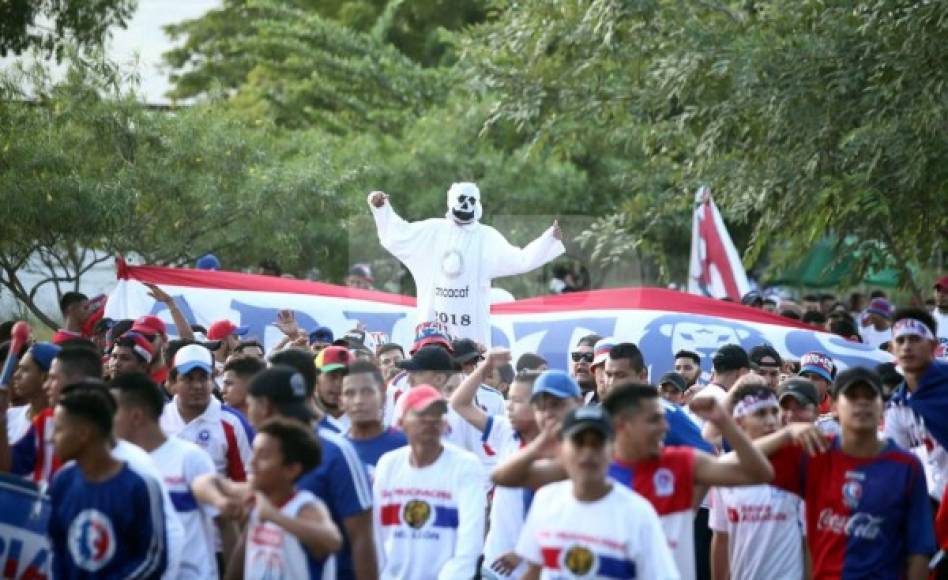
left=816, top=509, right=883, bottom=540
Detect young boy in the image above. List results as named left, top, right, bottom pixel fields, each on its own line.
left=515, top=405, right=678, bottom=579
left=48, top=382, right=168, bottom=579
left=709, top=383, right=805, bottom=580
left=237, top=418, right=342, bottom=580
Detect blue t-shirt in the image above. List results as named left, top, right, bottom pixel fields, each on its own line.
left=297, top=428, right=373, bottom=580
left=346, top=428, right=408, bottom=475
left=48, top=462, right=167, bottom=579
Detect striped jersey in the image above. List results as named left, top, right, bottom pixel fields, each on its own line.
left=160, top=397, right=254, bottom=482
left=608, top=446, right=697, bottom=580
left=770, top=435, right=936, bottom=578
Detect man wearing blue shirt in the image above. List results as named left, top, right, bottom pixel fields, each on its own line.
left=342, top=361, right=407, bottom=478
left=49, top=382, right=167, bottom=579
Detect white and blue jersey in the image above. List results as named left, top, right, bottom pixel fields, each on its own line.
left=160, top=398, right=255, bottom=482
left=48, top=462, right=167, bottom=579
left=297, top=428, right=373, bottom=580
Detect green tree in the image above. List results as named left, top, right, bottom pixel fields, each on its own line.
left=0, top=0, right=135, bottom=60
left=162, top=0, right=463, bottom=133
left=0, top=55, right=352, bottom=328
left=463, top=0, right=948, bottom=293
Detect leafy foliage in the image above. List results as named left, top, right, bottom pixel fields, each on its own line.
left=0, top=0, right=135, bottom=60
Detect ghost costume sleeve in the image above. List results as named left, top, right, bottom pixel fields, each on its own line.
left=484, top=225, right=565, bottom=279
left=368, top=194, right=439, bottom=278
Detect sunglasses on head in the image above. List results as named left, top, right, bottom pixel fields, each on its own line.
left=571, top=351, right=594, bottom=363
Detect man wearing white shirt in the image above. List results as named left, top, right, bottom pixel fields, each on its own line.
left=450, top=351, right=546, bottom=579
left=516, top=405, right=679, bottom=579
left=709, top=382, right=805, bottom=580
left=160, top=344, right=254, bottom=482
left=112, top=372, right=227, bottom=580
left=373, top=385, right=486, bottom=579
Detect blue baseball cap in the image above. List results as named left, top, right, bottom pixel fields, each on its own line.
left=531, top=370, right=581, bottom=402
left=309, top=327, right=334, bottom=345
left=196, top=254, right=221, bottom=270
left=28, top=343, right=61, bottom=372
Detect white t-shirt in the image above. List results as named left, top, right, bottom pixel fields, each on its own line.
left=370, top=197, right=564, bottom=346
left=245, top=490, right=335, bottom=580
left=481, top=416, right=528, bottom=579
left=112, top=439, right=186, bottom=580
left=150, top=437, right=219, bottom=580
left=709, top=485, right=805, bottom=580
left=373, top=443, right=486, bottom=580
left=859, top=324, right=892, bottom=350
left=933, top=309, right=948, bottom=358
left=6, top=405, right=30, bottom=442
left=516, top=480, right=679, bottom=579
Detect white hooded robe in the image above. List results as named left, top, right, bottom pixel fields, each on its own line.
left=369, top=191, right=564, bottom=346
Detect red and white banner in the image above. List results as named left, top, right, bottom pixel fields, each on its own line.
left=105, top=261, right=890, bottom=379
left=688, top=186, right=751, bottom=301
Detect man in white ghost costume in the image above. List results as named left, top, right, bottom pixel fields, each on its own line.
left=368, top=183, right=564, bottom=346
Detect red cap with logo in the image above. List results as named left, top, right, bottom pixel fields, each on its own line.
left=131, top=315, right=167, bottom=338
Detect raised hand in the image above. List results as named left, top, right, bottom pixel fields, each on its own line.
left=274, top=309, right=300, bottom=337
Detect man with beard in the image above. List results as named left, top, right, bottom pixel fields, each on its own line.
left=674, top=350, right=703, bottom=391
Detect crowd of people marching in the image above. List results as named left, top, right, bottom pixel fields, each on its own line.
left=0, top=274, right=947, bottom=579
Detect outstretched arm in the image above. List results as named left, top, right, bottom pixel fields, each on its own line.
left=487, top=221, right=565, bottom=279
left=367, top=191, right=432, bottom=266
left=689, top=398, right=774, bottom=487
left=491, top=423, right=566, bottom=489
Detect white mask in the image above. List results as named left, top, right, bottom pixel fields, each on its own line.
left=445, top=182, right=482, bottom=224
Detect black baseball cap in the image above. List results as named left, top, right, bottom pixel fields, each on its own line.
left=658, top=371, right=687, bottom=392
left=712, top=344, right=750, bottom=373
left=451, top=339, right=482, bottom=366
left=560, top=405, right=614, bottom=440
left=249, top=365, right=313, bottom=423
left=832, top=367, right=883, bottom=398
left=749, top=345, right=783, bottom=369
left=778, top=378, right=819, bottom=407
left=741, top=290, right=764, bottom=307
left=396, top=346, right=459, bottom=372
left=334, top=328, right=370, bottom=353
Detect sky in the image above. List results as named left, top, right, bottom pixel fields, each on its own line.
left=1, top=0, right=221, bottom=104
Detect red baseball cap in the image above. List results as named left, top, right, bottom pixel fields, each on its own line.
left=395, top=385, right=447, bottom=420
left=317, top=346, right=351, bottom=373
left=934, top=275, right=948, bottom=290
left=131, top=315, right=167, bottom=338
left=207, top=319, right=249, bottom=341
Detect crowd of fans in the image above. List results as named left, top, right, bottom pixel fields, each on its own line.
left=0, top=273, right=945, bottom=579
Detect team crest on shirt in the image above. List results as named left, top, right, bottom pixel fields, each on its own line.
left=403, top=500, right=432, bottom=529
left=653, top=467, right=675, bottom=497
left=842, top=480, right=863, bottom=509
left=67, top=509, right=116, bottom=572
left=563, top=545, right=596, bottom=576
left=198, top=429, right=211, bottom=443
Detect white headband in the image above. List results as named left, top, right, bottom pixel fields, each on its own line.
left=733, top=394, right=779, bottom=418
left=893, top=318, right=935, bottom=341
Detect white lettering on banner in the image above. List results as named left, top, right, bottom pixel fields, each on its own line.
left=105, top=278, right=892, bottom=376
left=816, top=509, right=883, bottom=540
left=0, top=523, right=50, bottom=579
